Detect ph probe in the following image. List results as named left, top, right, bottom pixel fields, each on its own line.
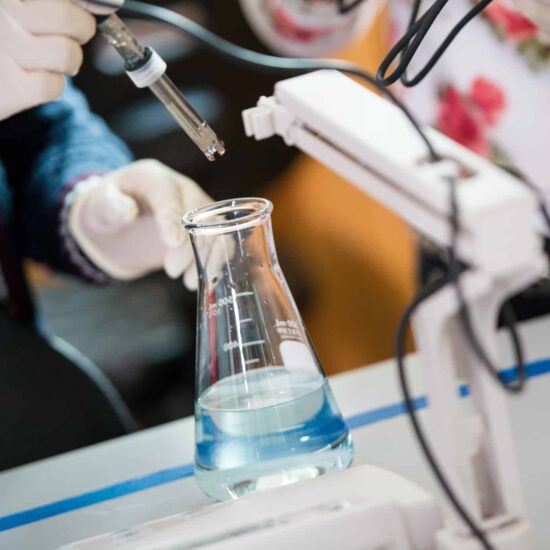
left=96, top=12, right=225, bottom=161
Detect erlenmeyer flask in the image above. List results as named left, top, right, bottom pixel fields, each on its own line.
left=183, top=198, right=353, bottom=501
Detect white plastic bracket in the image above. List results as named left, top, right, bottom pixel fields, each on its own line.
left=242, top=69, right=547, bottom=550
left=242, top=71, right=540, bottom=279
left=243, top=96, right=297, bottom=146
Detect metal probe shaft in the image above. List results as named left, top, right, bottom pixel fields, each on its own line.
left=98, top=14, right=225, bottom=161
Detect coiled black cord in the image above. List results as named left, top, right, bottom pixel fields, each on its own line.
left=334, top=0, right=496, bottom=87
left=377, top=0, right=494, bottom=87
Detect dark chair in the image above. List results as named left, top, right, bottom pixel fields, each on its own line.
left=0, top=230, right=135, bottom=472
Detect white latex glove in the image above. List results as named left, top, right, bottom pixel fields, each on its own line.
left=0, top=0, right=96, bottom=121
left=68, top=160, right=213, bottom=289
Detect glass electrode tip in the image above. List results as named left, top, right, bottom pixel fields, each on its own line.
left=148, top=73, right=226, bottom=161
left=98, top=14, right=225, bottom=161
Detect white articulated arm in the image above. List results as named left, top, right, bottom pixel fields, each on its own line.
left=243, top=70, right=547, bottom=549
left=243, top=70, right=540, bottom=279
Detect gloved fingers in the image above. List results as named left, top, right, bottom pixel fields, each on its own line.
left=164, top=239, right=213, bottom=290
left=164, top=245, right=195, bottom=280
left=12, top=1, right=96, bottom=44
left=0, top=62, right=65, bottom=117
left=183, top=262, right=199, bottom=291
left=0, top=4, right=85, bottom=75
left=114, top=160, right=191, bottom=249
left=164, top=169, right=213, bottom=249
left=86, top=181, right=140, bottom=234
left=182, top=240, right=208, bottom=290
left=22, top=70, right=65, bottom=105
left=154, top=200, right=189, bottom=250
left=134, top=180, right=187, bottom=249
left=21, top=35, right=84, bottom=75
left=164, top=224, right=236, bottom=292
left=33, top=36, right=84, bottom=76
left=181, top=235, right=235, bottom=292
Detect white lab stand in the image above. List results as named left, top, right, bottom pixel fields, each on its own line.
left=0, top=314, right=549, bottom=549
left=241, top=69, right=548, bottom=548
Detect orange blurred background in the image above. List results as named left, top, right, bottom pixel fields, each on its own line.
left=266, top=9, right=417, bottom=375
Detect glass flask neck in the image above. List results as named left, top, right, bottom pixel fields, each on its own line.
left=183, top=198, right=273, bottom=237
left=183, top=198, right=278, bottom=280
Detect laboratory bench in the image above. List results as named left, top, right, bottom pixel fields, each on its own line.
left=1, top=315, right=550, bottom=549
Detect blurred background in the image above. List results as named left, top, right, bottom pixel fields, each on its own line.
left=25, top=1, right=416, bottom=432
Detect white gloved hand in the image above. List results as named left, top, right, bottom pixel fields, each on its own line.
left=68, top=160, right=213, bottom=289
left=0, top=0, right=96, bottom=121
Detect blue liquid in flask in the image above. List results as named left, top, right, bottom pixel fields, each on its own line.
left=195, top=367, right=353, bottom=500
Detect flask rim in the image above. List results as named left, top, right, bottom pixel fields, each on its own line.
left=183, top=197, right=273, bottom=234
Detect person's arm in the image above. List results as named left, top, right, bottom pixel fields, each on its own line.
left=0, top=81, right=133, bottom=280
left=0, top=0, right=211, bottom=286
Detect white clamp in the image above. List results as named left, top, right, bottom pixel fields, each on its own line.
left=242, top=96, right=297, bottom=146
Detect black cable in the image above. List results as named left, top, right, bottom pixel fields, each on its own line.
left=377, top=0, right=494, bottom=87
left=395, top=273, right=495, bottom=550
left=396, top=0, right=422, bottom=86
left=117, top=0, right=440, bottom=161
left=399, top=0, right=424, bottom=85
left=395, top=181, right=531, bottom=550
left=402, top=0, right=493, bottom=87
left=377, top=0, right=448, bottom=86
left=514, top=177, right=550, bottom=234
left=402, top=0, right=423, bottom=61
left=446, top=175, right=527, bottom=393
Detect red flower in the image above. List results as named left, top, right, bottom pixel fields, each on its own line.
left=484, top=1, right=538, bottom=42
left=469, top=77, right=506, bottom=126
left=436, top=86, right=489, bottom=157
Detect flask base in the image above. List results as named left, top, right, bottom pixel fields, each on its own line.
left=195, top=433, right=353, bottom=501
